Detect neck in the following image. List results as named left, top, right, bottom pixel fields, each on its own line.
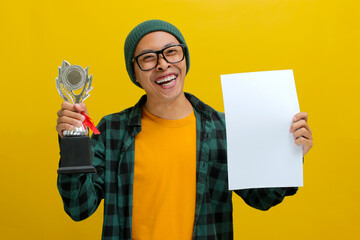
left=144, top=92, right=193, bottom=120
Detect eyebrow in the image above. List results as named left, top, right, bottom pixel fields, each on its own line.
left=138, top=42, right=178, bottom=54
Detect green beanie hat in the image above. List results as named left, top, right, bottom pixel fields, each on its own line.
left=124, top=19, right=190, bottom=88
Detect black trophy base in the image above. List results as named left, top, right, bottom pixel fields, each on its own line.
left=57, top=166, right=96, bottom=174
left=58, top=135, right=97, bottom=174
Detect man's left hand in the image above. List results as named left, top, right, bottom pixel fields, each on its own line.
left=290, top=112, right=313, bottom=156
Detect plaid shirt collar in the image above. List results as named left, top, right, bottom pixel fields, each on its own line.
left=127, top=92, right=213, bottom=128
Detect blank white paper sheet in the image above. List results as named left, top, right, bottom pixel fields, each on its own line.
left=221, top=70, right=303, bottom=190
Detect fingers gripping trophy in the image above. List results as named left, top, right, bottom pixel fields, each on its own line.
left=56, top=60, right=99, bottom=174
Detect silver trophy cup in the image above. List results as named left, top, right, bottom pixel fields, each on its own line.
left=56, top=60, right=96, bottom=174
left=56, top=60, right=93, bottom=136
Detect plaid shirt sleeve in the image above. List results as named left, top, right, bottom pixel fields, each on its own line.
left=57, top=119, right=107, bottom=221
left=234, top=187, right=298, bottom=211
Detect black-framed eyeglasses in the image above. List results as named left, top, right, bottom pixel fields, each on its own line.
left=132, top=44, right=186, bottom=71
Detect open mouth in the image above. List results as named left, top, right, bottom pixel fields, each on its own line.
left=155, top=74, right=177, bottom=86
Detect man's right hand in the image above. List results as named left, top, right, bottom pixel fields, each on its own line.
left=56, top=102, right=89, bottom=137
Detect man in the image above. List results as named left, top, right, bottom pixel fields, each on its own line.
left=56, top=20, right=313, bottom=240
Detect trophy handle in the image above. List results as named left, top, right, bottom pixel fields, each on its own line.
left=56, top=73, right=74, bottom=103
left=74, top=74, right=91, bottom=103
left=81, top=74, right=93, bottom=102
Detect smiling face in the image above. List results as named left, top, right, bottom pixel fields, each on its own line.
left=133, top=31, right=187, bottom=104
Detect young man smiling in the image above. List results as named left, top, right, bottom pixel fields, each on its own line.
left=56, top=20, right=313, bottom=240
left=132, top=31, right=193, bottom=120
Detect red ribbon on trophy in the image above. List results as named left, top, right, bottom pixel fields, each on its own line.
left=81, top=112, right=100, bottom=135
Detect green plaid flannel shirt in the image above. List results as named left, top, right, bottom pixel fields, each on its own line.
left=58, top=93, right=298, bottom=240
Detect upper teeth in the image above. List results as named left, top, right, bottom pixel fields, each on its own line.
left=156, top=75, right=176, bottom=84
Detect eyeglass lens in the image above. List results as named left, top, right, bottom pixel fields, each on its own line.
left=137, top=45, right=184, bottom=71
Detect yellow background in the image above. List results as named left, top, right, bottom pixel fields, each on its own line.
left=0, top=0, right=359, bottom=239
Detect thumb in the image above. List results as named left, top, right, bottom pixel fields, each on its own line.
left=74, top=102, right=89, bottom=116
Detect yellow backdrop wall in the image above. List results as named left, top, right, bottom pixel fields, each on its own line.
left=0, top=0, right=359, bottom=239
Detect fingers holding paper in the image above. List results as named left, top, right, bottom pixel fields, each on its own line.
left=290, top=112, right=313, bottom=156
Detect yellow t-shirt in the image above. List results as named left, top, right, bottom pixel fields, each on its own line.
left=132, top=107, right=197, bottom=240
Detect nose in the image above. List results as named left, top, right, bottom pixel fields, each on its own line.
left=156, top=54, right=170, bottom=71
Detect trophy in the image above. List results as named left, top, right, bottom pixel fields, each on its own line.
left=56, top=60, right=98, bottom=174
